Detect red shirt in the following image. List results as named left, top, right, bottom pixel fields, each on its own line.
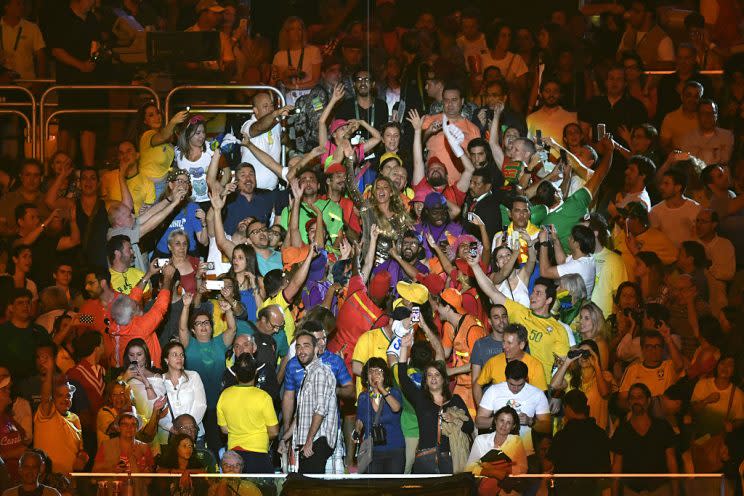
left=328, top=275, right=386, bottom=371
left=413, top=178, right=466, bottom=207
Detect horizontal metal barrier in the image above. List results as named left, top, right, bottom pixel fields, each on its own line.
left=39, top=85, right=160, bottom=161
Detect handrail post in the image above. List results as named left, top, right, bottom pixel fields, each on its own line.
left=0, top=85, right=36, bottom=158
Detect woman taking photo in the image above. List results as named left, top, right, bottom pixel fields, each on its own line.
left=576, top=302, right=610, bottom=370
left=355, top=357, right=405, bottom=474
left=466, top=406, right=527, bottom=496
left=484, top=234, right=535, bottom=308
left=119, top=339, right=164, bottom=423
left=633, top=251, right=668, bottom=304
left=397, top=333, right=474, bottom=474
left=562, top=123, right=597, bottom=169
left=550, top=340, right=615, bottom=431
left=179, top=292, right=236, bottom=459
left=158, top=342, right=207, bottom=445
left=136, top=102, right=189, bottom=197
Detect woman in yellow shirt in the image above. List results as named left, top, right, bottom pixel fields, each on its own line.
left=135, top=102, right=189, bottom=197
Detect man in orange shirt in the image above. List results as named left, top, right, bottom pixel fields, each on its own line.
left=421, top=83, right=481, bottom=184
left=437, top=288, right=487, bottom=416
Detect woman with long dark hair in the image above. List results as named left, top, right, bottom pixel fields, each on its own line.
left=228, top=243, right=263, bottom=322
left=174, top=115, right=213, bottom=205
left=135, top=102, right=188, bottom=198
left=397, top=333, right=473, bottom=474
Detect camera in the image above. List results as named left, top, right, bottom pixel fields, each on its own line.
left=623, top=307, right=644, bottom=323
left=469, top=242, right=478, bottom=258
left=567, top=349, right=591, bottom=360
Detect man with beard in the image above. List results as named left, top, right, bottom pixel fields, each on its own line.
left=649, top=168, right=701, bottom=247
left=106, top=235, right=149, bottom=295
left=220, top=162, right=277, bottom=234
left=280, top=332, right=338, bottom=474
left=77, top=267, right=146, bottom=339
left=408, top=109, right=473, bottom=208
left=420, top=84, right=481, bottom=184
left=335, top=68, right=388, bottom=142
left=381, top=230, right=430, bottom=289
left=279, top=169, right=344, bottom=246
left=416, top=192, right=464, bottom=260
left=244, top=219, right=281, bottom=275
left=526, top=79, right=578, bottom=143
left=462, top=168, right=503, bottom=242
left=611, top=383, right=679, bottom=496
left=282, top=321, right=353, bottom=474
left=323, top=161, right=361, bottom=235
left=609, top=155, right=655, bottom=216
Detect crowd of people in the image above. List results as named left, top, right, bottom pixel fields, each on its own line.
left=1, top=0, right=744, bottom=495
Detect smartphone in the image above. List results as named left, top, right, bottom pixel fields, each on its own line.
left=129, top=360, right=138, bottom=369
left=239, top=18, right=247, bottom=31
left=597, top=123, right=606, bottom=142
left=410, top=306, right=420, bottom=323
left=469, top=241, right=478, bottom=258
left=205, top=280, right=225, bottom=291
left=535, top=129, right=543, bottom=145
left=202, top=261, right=215, bottom=271
left=156, top=258, right=170, bottom=268
left=467, top=212, right=475, bottom=222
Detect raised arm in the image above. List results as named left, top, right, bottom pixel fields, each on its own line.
left=287, top=179, right=305, bottom=247
left=209, top=190, right=237, bottom=258
left=360, top=226, right=380, bottom=284
left=353, top=119, right=382, bottom=151
left=283, top=244, right=315, bottom=302
left=584, top=135, right=615, bottom=198
left=318, top=84, right=346, bottom=148
left=466, top=252, right=506, bottom=305
left=407, top=109, right=425, bottom=185
left=178, top=292, right=194, bottom=348
left=545, top=137, right=593, bottom=181
left=488, top=102, right=505, bottom=167
left=138, top=185, right=188, bottom=236
left=218, top=299, right=237, bottom=347
left=150, top=110, right=188, bottom=147
left=248, top=104, right=294, bottom=138
left=518, top=232, right=537, bottom=284
left=205, top=148, right=224, bottom=196
left=56, top=202, right=80, bottom=251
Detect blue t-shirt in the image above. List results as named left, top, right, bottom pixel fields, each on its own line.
left=186, top=338, right=228, bottom=408
left=155, top=201, right=203, bottom=255
left=238, top=288, right=258, bottom=322
left=357, top=388, right=405, bottom=451
left=224, top=190, right=275, bottom=235
left=470, top=334, right=504, bottom=368
left=284, top=350, right=352, bottom=392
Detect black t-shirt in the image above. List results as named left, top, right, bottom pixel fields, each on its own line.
left=611, top=417, right=676, bottom=491
left=45, top=7, right=102, bottom=83
left=334, top=98, right=390, bottom=139
left=549, top=418, right=611, bottom=473
left=577, top=94, right=648, bottom=145
left=0, top=322, right=53, bottom=380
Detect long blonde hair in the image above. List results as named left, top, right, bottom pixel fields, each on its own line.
left=278, top=16, right=307, bottom=51
left=579, top=301, right=607, bottom=340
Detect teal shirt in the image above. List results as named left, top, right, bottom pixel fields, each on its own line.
left=185, top=338, right=228, bottom=408
left=531, top=187, right=592, bottom=251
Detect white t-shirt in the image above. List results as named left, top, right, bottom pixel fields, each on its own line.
left=497, top=277, right=530, bottom=307
left=616, top=189, right=651, bottom=211
left=557, top=255, right=596, bottom=296
left=649, top=198, right=701, bottom=247
left=175, top=146, right=213, bottom=203
left=691, top=377, right=744, bottom=431
left=479, top=381, right=549, bottom=454
left=240, top=116, right=283, bottom=190
left=480, top=51, right=528, bottom=82
left=207, top=235, right=232, bottom=276
left=271, top=45, right=322, bottom=87
left=0, top=18, right=45, bottom=79
left=456, top=33, right=489, bottom=67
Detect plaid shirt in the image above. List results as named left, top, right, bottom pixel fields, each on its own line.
left=293, top=357, right=338, bottom=448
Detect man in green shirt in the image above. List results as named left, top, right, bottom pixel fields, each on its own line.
left=279, top=169, right=344, bottom=247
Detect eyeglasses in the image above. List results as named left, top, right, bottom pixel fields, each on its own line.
left=169, top=353, right=185, bottom=358
left=222, top=462, right=242, bottom=470
left=268, top=321, right=284, bottom=331
left=249, top=227, right=268, bottom=236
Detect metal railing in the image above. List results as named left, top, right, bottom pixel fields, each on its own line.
left=39, top=85, right=160, bottom=160
left=164, top=84, right=287, bottom=166
left=0, top=85, right=36, bottom=157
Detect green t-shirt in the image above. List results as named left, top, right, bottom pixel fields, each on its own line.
left=186, top=338, right=228, bottom=408
left=392, top=363, right=420, bottom=438
left=531, top=187, right=592, bottom=251
left=279, top=199, right=344, bottom=248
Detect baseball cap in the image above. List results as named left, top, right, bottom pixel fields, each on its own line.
left=440, top=287, right=466, bottom=314
left=396, top=281, right=429, bottom=305
left=324, top=162, right=346, bottom=175
left=417, top=273, right=445, bottom=296
left=282, top=245, right=310, bottom=269
left=423, top=192, right=447, bottom=209
left=195, top=0, right=224, bottom=13
left=329, top=119, right=348, bottom=134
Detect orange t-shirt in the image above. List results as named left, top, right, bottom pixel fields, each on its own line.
left=421, top=113, right=481, bottom=184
